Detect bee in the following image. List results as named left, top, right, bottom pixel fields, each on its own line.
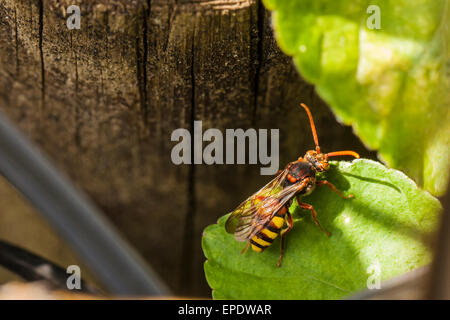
left=225, top=103, right=360, bottom=267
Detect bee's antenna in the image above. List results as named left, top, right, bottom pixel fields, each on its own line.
left=327, top=151, right=360, bottom=159
left=300, top=103, right=320, bottom=153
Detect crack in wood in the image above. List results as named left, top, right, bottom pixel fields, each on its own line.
left=142, top=2, right=150, bottom=123
left=14, top=7, right=19, bottom=75
left=70, top=32, right=81, bottom=148
left=29, top=0, right=32, bottom=29
left=179, top=21, right=197, bottom=294
left=135, top=6, right=149, bottom=126
left=252, top=0, right=264, bottom=125
left=38, top=0, right=45, bottom=110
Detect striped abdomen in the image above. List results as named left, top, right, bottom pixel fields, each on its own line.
left=250, top=205, right=288, bottom=252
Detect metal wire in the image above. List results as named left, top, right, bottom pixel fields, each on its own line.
left=0, top=239, right=99, bottom=294
left=0, top=110, right=170, bottom=296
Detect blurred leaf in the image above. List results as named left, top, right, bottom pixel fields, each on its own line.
left=202, top=160, right=441, bottom=299
left=262, top=0, right=450, bottom=196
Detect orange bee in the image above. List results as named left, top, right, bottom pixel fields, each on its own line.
left=225, top=103, right=360, bottom=266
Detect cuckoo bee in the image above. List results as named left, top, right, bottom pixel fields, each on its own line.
left=225, top=103, right=360, bottom=267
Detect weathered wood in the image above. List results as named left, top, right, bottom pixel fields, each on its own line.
left=0, top=0, right=375, bottom=296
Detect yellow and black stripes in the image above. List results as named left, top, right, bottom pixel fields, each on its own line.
left=250, top=207, right=287, bottom=253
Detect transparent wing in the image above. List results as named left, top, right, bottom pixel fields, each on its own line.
left=225, top=170, right=308, bottom=241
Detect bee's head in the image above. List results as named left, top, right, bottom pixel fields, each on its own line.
left=304, top=150, right=329, bottom=172
left=299, top=102, right=360, bottom=172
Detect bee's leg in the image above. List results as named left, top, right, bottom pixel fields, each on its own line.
left=240, top=241, right=250, bottom=254
left=277, top=212, right=293, bottom=267
left=298, top=200, right=331, bottom=237
left=316, top=180, right=353, bottom=199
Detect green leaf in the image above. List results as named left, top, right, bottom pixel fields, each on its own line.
left=262, top=0, right=450, bottom=196
left=202, top=159, right=441, bottom=299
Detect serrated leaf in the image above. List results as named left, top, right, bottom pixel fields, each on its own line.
left=202, top=159, right=441, bottom=299
left=262, top=0, right=450, bottom=196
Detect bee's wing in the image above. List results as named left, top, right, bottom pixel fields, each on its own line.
left=225, top=170, right=288, bottom=236
left=225, top=170, right=308, bottom=241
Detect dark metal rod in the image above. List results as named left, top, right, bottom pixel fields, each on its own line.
left=0, top=110, right=170, bottom=296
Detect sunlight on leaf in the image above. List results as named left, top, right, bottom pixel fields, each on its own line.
left=202, top=160, right=441, bottom=299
